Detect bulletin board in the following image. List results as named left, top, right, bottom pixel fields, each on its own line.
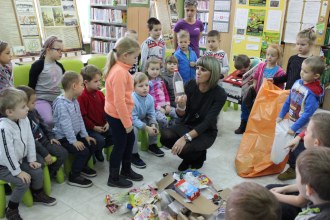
left=284, top=0, right=330, bottom=46
left=229, top=0, right=287, bottom=71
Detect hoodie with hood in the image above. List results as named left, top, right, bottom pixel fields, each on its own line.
left=279, top=79, right=323, bottom=133
left=0, top=117, right=36, bottom=176
left=52, top=95, right=88, bottom=144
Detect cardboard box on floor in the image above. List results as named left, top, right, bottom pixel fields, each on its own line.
left=157, top=175, right=231, bottom=216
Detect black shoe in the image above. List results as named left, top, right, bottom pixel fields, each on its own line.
left=32, top=191, right=57, bottom=206
left=148, top=144, right=165, bottom=157
left=131, top=153, right=146, bottom=169
left=120, top=168, right=143, bottom=181
left=68, top=175, right=93, bottom=188
left=108, top=168, right=133, bottom=188
left=234, top=121, right=247, bottom=134
left=95, top=150, right=104, bottom=162
left=191, top=160, right=204, bottom=170
left=5, top=208, right=22, bottom=220
left=178, top=160, right=190, bottom=171
left=5, top=183, right=12, bottom=196
left=81, top=167, right=97, bottom=178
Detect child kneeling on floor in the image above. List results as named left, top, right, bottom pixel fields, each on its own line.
left=131, top=72, right=164, bottom=169
left=0, top=88, right=56, bottom=220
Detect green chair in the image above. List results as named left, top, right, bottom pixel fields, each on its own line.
left=13, top=64, right=31, bottom=87
left=103, top=146, right=113, bottom=161
left=0, top=180, right=34, bottom=218
left=223, top=101, right=239, bottom=112
left=64, top=155, right=94, bottom=176
left=138, top=130, right=162, bottom=151
left=59, top=59, right=84, bottom=73
left=43, top=156, right=65, bottom=196
left=87, top=56, right=107, bottom=71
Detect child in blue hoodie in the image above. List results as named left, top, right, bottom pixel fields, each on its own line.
left=276, top=56, right=324, bottom=181
left=131, top=72, right=164, bottom=169
left=174, top=30, right=197, bottom=83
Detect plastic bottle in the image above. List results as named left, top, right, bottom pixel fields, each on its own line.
left=173, top=69, right=185, bottom=97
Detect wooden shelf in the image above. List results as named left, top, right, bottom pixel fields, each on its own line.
left=90, top=4, right=127, bottom=10
left=91, top=36, right=118, bottom=41
left=90, top=20, right=127, bottom=27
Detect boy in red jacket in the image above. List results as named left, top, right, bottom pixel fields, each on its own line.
left=78, top=65, right=112, bottom=162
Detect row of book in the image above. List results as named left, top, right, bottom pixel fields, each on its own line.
left=91, top=40, right=116, bottom=54
left=91, top=0, right=127, bottom=5
left=91, top=8, right=127, bottom=24
left=197, top=0, right=210, bottom=10
left=197, top=12, right=209, bottom=23
left=91, top=24, right=127, bottom=39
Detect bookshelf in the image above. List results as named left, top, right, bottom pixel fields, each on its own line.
left=197, top=0, right=210, bottom=50
left=90, top=0, right=127, bottom=54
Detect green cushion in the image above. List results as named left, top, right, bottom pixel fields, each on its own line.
left=13, top=64, right=31, bottom=87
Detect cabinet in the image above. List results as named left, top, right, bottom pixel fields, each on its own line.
left=90, top=0, right=128, bottom=54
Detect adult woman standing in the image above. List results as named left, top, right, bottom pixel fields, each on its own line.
left=173, top=0, right=204, bottom=57
left=160, top=56, right=227, bottom=171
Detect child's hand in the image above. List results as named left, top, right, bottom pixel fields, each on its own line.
left=276, top=117, right=283, bottom=123
left=103, top=122, right=109, bottom=132
left=151, top=124, right=159, bottom=134
left=146, top=126, right=157, bottom=136
left=94, top=126, right=104, bottom=133
left=160, top=108, right=166, bottom=114
left=29, top=161, right=41, bottom=169
left=73, top=141, right=85, bottom=151
left=189, top=62, right=196, bottom=67
left=287, top=129, right=295, bottom=136
left=126, top=126, right=133, bottom=134
left=165, top=105, right=171, bottom=114
left=86, top=136, right=96, bottom=146
left=17, top=171, right=31, bottom=184
left=285, top=136, right=302, bottom=151
left=270, top=187, right=287, bottom=194
left=50, top=139, right=61, bottom=145
left=44, top=154, right=54, bottom=165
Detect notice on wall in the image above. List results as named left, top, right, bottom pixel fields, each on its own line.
left=214, top=11, right=230, bottom=22
left=246, top=9, right=265, bottom=36
left=302, top=1, right=321, bottom=24
left=234, top=8, right=249, bottom=29
left=266, top=10, right=282, bottom=31
left=214, top=1, right=231, bottom=11
left=284, top=22, right=301, bottom=43
left=286, top=0, right=303, bottom=22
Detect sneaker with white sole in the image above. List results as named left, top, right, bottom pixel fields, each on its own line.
left=131, top=153, right=146, bottom=169
left=68, top=175, right=93, bottom=188
left=32, top=191, right=57, bottom=206
left=81, top=167, right=97, bottom=177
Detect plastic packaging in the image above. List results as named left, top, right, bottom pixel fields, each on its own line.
left=173, top=69, right=185, bottom=97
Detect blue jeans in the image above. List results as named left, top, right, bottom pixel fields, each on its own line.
left=241, top=102, right=250, bottom=122
left=106, top=115, right=135, bottom=169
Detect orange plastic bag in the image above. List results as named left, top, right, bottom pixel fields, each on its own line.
left=235, top=81, right=290, bottom=177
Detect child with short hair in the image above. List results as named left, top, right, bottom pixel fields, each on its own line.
left=104, top=37, right=143, bottom=188
left=204, top=30, right=229, bottom=77
left=226, top=182, right=281, bottom=220
left=0, top=88, right=57, bottom=220
left=277, top=56, right=324, bottom=180
left=294, top=147, right=330, bottom=219
left=0, top=40, right=13, bottom=91
left=28, top=36, right=65, bottom=127
left=140, top=18, right=166, bottom=72
left=78, top=65, right=112, bottom=162
left=235, top=45, right=285, bottom=134
left=53, top=72, right=97, bottom=188
left=269, top=112, right=330, bottom=220
left=17, top=85, right=68, bottom=178
left=145, top=57, right=177, bottom=129
left=125, top=29, right=140, bottom=75
left=131, top=72, right=164, bottom=168
left=273, top=28, right=316, bottom=90
left=162, top=55, right=178, bottom=107
left=174, top=30, right=197, bottom=83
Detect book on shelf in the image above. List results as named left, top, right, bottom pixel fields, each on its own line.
left=91, top=0, right=127, bottom=6
left=91, top=8, right=127, bottom=24
left=197, top=0, right=209, bottom=10
left=91, top=24, right=126, bottom=39
left=92, top=40, right=116, bottom=54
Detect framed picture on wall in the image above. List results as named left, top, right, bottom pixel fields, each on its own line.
left=129, top=0, right=150, bottom=7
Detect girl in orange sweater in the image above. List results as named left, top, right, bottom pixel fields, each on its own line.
left=103, top=37, right=143, bottom=188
